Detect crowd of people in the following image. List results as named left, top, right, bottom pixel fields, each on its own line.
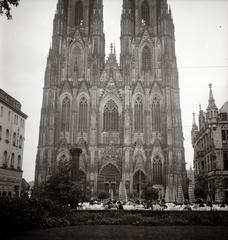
left=77, top=197, right=228, bottom=211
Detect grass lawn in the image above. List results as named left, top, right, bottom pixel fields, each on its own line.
left=5, top=225, right=228, bottom=240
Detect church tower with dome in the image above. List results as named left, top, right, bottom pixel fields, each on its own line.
left=34, top=0, right=187, bottom=200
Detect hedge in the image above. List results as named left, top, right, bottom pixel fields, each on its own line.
left=0, top=197, right=228, bottom=238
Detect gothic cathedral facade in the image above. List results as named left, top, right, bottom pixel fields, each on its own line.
left=35, top=0, right=187, bottom=200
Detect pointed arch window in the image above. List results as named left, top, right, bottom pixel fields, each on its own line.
left=103, top=99, right=119, bottom=131
left=142, top=0, right=149, bottom=26
left=61, top=97, right=70, bottom=131
left=59, top=154, right=68, bottom=164
left=153, top=155, right=162, bottom=184
left=134, top=97, right=143, bottom=132
left=152, top=97, right=161, bottom=132
left=142, top=46, right=151, bottom=71
left=75, top=0, right=83, bottom=26
left=79, top=97, right=88, bottom=132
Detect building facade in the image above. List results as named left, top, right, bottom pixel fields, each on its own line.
left=0, top=89, right=27, bottom=197
left=191, top=84, right=228, bottom=202
left=34, top=0, right=187, bottom=199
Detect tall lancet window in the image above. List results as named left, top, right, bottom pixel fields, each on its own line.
left=153, top=155, right=162, bottom=184
left=141, top=1, right=149, bottom=25
left=61, top=97, right=70, bottom=131
left=134, top=97, right=143, bottom=132
left=103, top=99, right=118, bottom=131
left=142, top=46, right=151, bottom=71
left=75, top=0, right=83, bottom=26
left=152, top=97, right=161, bottom=132
left=79, top=97, right=88, bottom=132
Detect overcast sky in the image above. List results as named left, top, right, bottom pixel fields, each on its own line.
left=0, top=0, right=227, bottom=182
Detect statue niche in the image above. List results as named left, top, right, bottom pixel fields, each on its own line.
left=70, top=44, right=84, bottom=78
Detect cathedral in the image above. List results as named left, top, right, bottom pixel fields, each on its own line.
left=34, top=0, right=187, bottom=200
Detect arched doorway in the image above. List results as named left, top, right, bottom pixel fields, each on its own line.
left=133, top=169, right=147, bottom=198
left=98, top=163, right=121, bottom=198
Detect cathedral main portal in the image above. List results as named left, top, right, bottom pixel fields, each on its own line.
left=98, top=163, right=121, bottom=198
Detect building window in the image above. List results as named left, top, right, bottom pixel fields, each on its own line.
left=3, top=151, right=7, bottom=166
left=20, top=118, right=24, bottom=128
left=141, top=0, right=149, bottom=25
left=224, top=151, right=228, bottom=170
left=61, top=97, right=70, bottom=131
left=103, top=99, right=119, bottom=131
left=221, top=113, right=227, bottom=121
left=19, top=135, right=22, bottom=148
left=142, top=46, right=151, bottom=71
left=78, top=97, right=88, bottom=132
left=75, top=0, right=83, bottom=26
left=153, top=155, right=162, bottom=184
left=0, top=126, right=2, bottom=140
left=222, top=129, right=228, bottom=148
left=134, top=97, right=143, bottom=132
left=0, top=106, right=3, bottom=116
left=8, top=111, right=10, bottom=121
left=14, top=115, right=18, bottom=125
left=11, top=153, right=15, bottom=168
left=5, top=129, right=9, bottom=143
left=152, top=97, right=161, bottom=132
left=201, top=160, right=205, bottom=171
left=17, top=155, right=21, bottom=169
left=13, top=132, right=16, bottom=146
left=222, top=130, right=228, bottom=141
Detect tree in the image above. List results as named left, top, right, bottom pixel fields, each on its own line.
left=196, top=171, right=208, bottom=189
left=0, top=0, right=20, bottom=19
left=143, top=187, right=159, bottom=202
left=32, top=159, right=91, bottom=208
left=142, top=182, right=159, bottom=202
left=98, top=191, right=109, bottom=200
left=194, top=186, right=207, bottom=200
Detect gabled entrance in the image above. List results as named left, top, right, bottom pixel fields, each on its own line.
left=98, top=163, right=121, bottom=198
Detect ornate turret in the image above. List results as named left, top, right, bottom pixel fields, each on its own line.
left=206, top=83, right=218, bottom=127
left=191, top=112, right=198, bottom=144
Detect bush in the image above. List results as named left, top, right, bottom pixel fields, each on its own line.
left=0, top=197, right=71, bottom=238
left=98, top=191, right=109, bottom=200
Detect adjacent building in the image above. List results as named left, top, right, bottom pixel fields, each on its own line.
left=191, top=84, right=228, bottom=202
left=0, top=89, right=27, bottom=197
left=34, top=0, right=187, bottom=199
